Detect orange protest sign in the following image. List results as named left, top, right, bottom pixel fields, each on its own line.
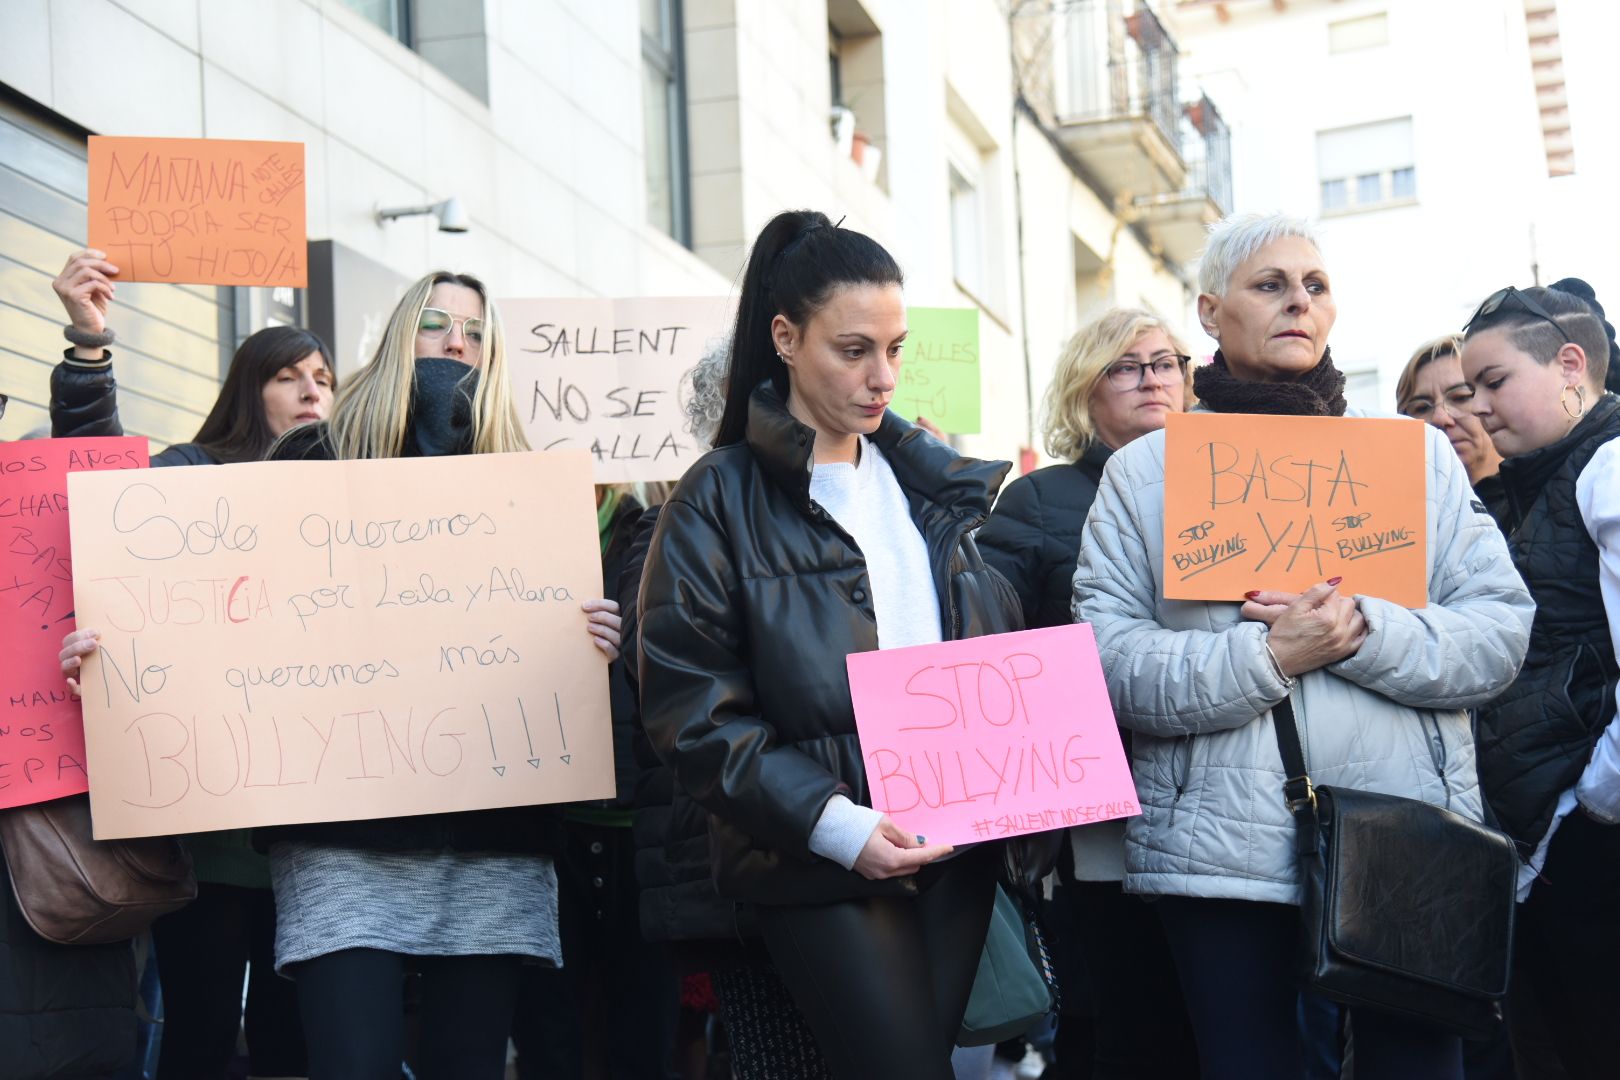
left=67, top=451, right=612, bottom=840
left=88, top=136, right=306, bottom=287
left=1161, top=412, right=1427, bottom=607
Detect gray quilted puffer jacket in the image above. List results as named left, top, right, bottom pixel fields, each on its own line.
left=1073, top=414, right=1534, bottom=905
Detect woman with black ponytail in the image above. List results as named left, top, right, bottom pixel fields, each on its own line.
left=638, top=210, right=1023, bottom=1078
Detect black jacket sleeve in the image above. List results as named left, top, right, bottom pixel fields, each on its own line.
left=975, top=474, right=1046, bottom=629
left=637, top=491, right=845, bottom=859
left=618, top=506, right=663, bottom=699
left=48, top=351, right=122, bottom=438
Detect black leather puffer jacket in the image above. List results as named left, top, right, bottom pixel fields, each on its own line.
left=50, top=351, right=219, bottom=466
left=637, top=383, right=1021, bottom=906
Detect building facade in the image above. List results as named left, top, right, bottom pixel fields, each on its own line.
left=1172, top=0, right=1550, bottom=410
left=2, top=0, right=1211, bottom=470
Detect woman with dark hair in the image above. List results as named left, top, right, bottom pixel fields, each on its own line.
left=49, top=248, right=334, bottom=463
left=637, top=210, right=1023, bottom=1078
left=1461, top=282, right=1620, bottom=1080
left=1073, top=213, right=1531, bottom=1079
left=50, top=247, right=328, bottom=1080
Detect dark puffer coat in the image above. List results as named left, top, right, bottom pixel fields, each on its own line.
left=637, top=383, right=1021, bottom=906
left=49, top=351, right=218, bottom=466
left=974, top=441, right=1111, bottom=629
left=0, top=849, right=136, bottom=1078
left=1478, top=392, right=1620, bottom=851
left=620, top=506, right=737, bottom=942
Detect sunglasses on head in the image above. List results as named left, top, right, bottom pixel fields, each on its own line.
left=418, top=307, right=485, bottom=348
left=1463, top=286, right=1572, bottom=345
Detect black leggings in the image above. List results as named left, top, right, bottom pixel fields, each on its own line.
left=1156, top=896, right=1463, bottom=1080
left=293, top=948, right=523, bottom=1080
left=1510, top=809, right=1620, bottom=1080
left=754, top=847, right=996, bottom=1080
left=151, top=882, right=305, bottom=1078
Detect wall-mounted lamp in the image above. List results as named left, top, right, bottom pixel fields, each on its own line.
left=375, top=196, right=469, bottom=233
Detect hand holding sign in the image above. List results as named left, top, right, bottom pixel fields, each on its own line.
left=1162, top=412, right=1427, bottom=606
left=52, top=250, right=120, bottom=337
left=853, top=819, right=955, bottom=880
left=88, top=136, right=307, bottom=287
left=1244, top=580, right=1368, bottom=676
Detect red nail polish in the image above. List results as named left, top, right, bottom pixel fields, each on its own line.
left=1244, top=590, right=1261, bottom=600
left=1327, top=576, right=1343, bottom=587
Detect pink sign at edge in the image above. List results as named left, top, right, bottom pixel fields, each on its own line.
left=845, top=623, right=1139, bottom=847
left=1, top=436, right=149, bottom=810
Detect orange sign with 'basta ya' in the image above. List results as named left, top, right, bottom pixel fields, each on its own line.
left=87, top=136, right=307, bottom=287
left=1161, top=412, right=1428, bottom=608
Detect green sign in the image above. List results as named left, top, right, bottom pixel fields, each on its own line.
left=896, top=307, right=981, bottom=434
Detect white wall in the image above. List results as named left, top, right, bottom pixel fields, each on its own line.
left=2, top=0, right=1190, bottom=469
left=1, top=0, right=726, bottom=301
left=1176, top=0, right=1546, bottom=410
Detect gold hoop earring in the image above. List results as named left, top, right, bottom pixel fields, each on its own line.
left=1560, top=384, right=1587, bottom=420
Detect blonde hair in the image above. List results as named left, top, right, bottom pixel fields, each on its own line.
left=1395, top=333, right=1464, bottom=413
left=1040, top=308, right=1192, bottom=460
left=322, top=271, right=529, bottom=460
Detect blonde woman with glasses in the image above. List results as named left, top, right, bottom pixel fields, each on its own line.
left=1396, top=334, right=1506, bottom=523
left=976, top=307, right=1198, bottom=1077
left=263, top=271, right=622, bottom=1080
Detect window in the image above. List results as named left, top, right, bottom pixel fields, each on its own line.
left=949, top=165, right=985, bottom=299
left=828, top=0, right=886, bottom=188
left=338, top=0, right=409, bottom=44
left=641, top=0, right=690, bottom=246
left=1328, top=12, right=1389, bottom=54
left=1391, top=166, right=1417, bottom=199
left=1316, top=117, right=1416, bottom=213
left=1321, top=178, right=1348, bottom=212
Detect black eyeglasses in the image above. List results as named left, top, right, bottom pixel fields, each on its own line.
left=0, top=393, right=8, bottom=421
left=1464, top=286, right=1572, bottom=344
left=1105, top=355, right=1190, bottom=391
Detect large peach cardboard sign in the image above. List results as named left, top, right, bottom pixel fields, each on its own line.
left=1162, top=412, right=1427, bottom=607
left=67, top=452, right=611, bottom=839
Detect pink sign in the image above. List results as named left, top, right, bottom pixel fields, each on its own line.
left=1, top=437, right=148, bottom=809
left=845, top=623, right=1139, bottom=847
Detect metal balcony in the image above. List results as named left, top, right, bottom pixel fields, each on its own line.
left=1132, top=92, right=1231, bottom=263
left=1051, top=0, right=1188, bottom=199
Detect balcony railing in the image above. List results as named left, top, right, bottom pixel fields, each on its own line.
left=1182, top=92, right=1232, bottom=216
left=1056, top=0, right=1182, bottom=156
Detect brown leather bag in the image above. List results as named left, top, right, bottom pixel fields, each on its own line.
left=0, top=794, right=196, bottom=945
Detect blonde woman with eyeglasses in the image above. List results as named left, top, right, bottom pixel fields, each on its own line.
left=975, top=307, right=1198, bottom=1077
left=1396, top=334, right=1506, bottom=523
left=263, top=271, right=622, bottom=1080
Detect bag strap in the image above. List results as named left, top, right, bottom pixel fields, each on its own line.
left=1269, top=695, right=1321, bottom=855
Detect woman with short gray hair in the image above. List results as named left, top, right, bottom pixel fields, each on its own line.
left=1073, top=212, right=1533, bottom=1077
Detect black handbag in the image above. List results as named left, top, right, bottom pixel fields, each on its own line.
left=1270, top=696, right=1518, bottom=1039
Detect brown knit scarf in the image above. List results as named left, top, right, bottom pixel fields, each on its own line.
left=1192, top=348, right=1348, bottom=417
